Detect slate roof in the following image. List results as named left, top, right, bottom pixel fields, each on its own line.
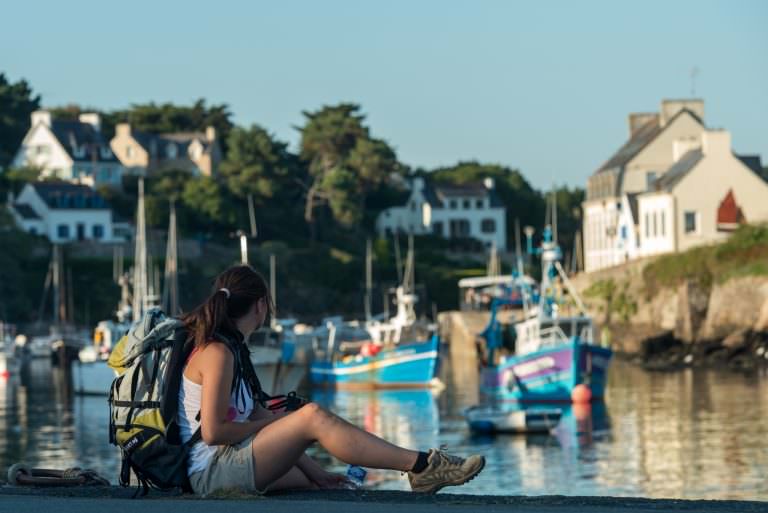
left=736, top=154, right=764, bottom=178
left=12, top=203, right=41, bottom=220
left=49, top=121, right=119, bottom=163
left=31, top=182, right=110, bottom=209
left=129, top=130, right=214, bottom=159
left=654, top=149, right=704, bottom=191
left=625, top=193, right=639, bottom=224
left=594, top=108, right=704, bottom=175
left=422, top=180, right=504, bottom=208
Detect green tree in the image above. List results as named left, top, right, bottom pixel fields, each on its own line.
left=298, top=103, right=399, bottom=232
left=181, top=176, right=236, bottom=232
left=220, top=125, right=294, bottom=200
left=0, top=74, right=41, bottom=167
left=145, top=168, right=195, bottom=229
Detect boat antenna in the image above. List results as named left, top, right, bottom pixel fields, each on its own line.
left=393, top=233, right=403, bottom=284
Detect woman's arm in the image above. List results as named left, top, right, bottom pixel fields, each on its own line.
left=198, top=343, right=285, bottom=445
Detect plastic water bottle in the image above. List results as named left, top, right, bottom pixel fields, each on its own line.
left=346, top=465, right=367, bottom=487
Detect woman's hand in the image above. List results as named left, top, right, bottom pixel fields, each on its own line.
left=307, top=468, right=356, bottom=489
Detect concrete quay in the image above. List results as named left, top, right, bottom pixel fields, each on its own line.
left=0, top=487, right=765, bottom=513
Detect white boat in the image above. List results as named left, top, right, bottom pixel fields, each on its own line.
left=465, top=405, right=562, bottom=434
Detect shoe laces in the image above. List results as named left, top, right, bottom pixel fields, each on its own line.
left=435, top=445, right=464, bottom=466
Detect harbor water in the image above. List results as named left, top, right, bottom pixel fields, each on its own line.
left=1, top=355, right=767, bottom=500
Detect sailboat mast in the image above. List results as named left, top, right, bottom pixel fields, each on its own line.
left=133, top=177, right=148, bottom=322
left=269, top=253, right=276, bottom=329
left=162, top=200, right=179, bottom=315
left=364, top=238, right=372, bottom=321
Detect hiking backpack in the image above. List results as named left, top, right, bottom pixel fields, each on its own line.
left=107, top=308, right=198, bottom=493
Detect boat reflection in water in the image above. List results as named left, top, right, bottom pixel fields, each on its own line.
left=311, top=388, right=440, bottom=489
left=465, top=400, right=611, bottom=495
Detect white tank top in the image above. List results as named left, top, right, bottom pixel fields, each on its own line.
left=178, top=367, right=255, bottom=475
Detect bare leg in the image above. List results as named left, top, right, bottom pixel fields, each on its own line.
left=264, top=466, right=318, bottom=492
left=251, top=402, right=418, bottom=490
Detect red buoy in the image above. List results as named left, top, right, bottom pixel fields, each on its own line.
left=571, top=384, right=592, bottom=403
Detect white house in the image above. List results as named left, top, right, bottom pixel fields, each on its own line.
left=582, top=99, right=707, bottom=271
left=8, top=182, right=125, bottom=243
left=376, top=177, right=507, bottom=250
left=637, top=130, right=768, bottom=256
left=10, top=110, right=124, bottom=188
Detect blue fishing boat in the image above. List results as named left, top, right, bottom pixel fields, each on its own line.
left=310, top=332, right=439, bottom=388
left=310, top=238, right=440, bottom=389
left=478, top=214, right=612, bottom=403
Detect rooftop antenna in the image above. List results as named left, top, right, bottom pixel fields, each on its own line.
left=690, top=66, right=700, bottom=97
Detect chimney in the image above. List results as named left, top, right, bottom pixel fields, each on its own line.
left=116, top=123, right=132, bottom=137
left=79, top=112, right=102, bottom=132
left=702, top=129, right=731, bottom=157
left=483, top=177, right=495, bottom=190
left=205, top=126, right=217, bottom=142
left=628, top=113, right=658, bottom=137
left=672, top=136, right=701, bottom=162
left=660, top=99, right=704, bottom=127
left=31, top=110, right=52, bottom=128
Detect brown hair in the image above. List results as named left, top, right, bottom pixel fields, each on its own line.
left=181, top=264, right=273, bottom=348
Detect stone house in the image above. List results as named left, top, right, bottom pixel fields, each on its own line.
left=110, top=123, right=221, bottom=176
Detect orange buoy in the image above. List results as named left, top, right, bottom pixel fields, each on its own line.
left=571, top=384, right=592, bottom=403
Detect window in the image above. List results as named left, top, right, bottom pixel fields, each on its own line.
left=620, top=226, right=627, bottom=240
left=449, top=199, right=457, bottom=209
left=481, top=218, right=496, bottom=233
left=57, top=224, right=70, bottom=239
left=76, top=223, right=86, bottom=241
left=646, top=171, right=657, bottom=191
left=476, top=199, right=484, bottom=208
left=35, top=145, right=51, bottom=156
left=645, top=213, right=650, bottom=237
left=432, top=222, right=443, bottom=236
left=166, top=143, right=178, bottom=159
left=29, top=227, right=37, bottom=235
left=684, top=211, right=698, bottom=234
left=449, top=219, right=470, bottom=237
left=653, top=212, right=657, bottom=237
left=100, top=146, right=112, bottom=159
left=660, top=211, right=666, bottom=237
left=463, top=199, right=471, bottom=209
left=93, top=224, right=104, bottom=239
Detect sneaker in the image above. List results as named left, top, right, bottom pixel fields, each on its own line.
left=408, top=448, right=485, bottom=494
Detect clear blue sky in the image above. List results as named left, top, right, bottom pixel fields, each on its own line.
left=2, top=0, right=766, bottom=189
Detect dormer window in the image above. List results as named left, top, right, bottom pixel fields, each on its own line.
left=73, top=145, right=86, bottom=158
left=100, top=146, right=112, bottom=159
left=463, top=199, right=471, bottom=209
left=166, top=143, right=178, bottom=159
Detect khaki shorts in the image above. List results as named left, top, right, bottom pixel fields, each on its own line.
left=189, top=434, right=260, bottom=496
